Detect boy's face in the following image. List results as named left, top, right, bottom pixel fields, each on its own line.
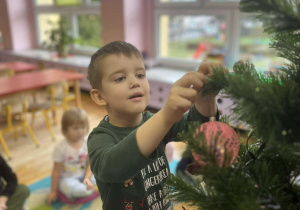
left=95, top=54, right=150, bottom=117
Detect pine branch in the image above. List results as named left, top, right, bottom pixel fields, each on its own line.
left=166, top=174, right=216, bottom=209
left=201, top=66, right=229, bottom=96
left=280, top=63, right=300, bottom=86
left=247, top=143, right=300, bottom=208
left=239, top=0, right=300, bottom=33
left=203, top=60, right=300, bottom=144
left=270, top=32, right=300, bottom=68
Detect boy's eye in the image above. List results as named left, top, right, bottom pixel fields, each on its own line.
left=115, top=76, right=125, bottom=82
left=136, top=74, right=145, bottom=79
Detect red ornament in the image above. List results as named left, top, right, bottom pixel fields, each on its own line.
left=192, top=121, right=240, bottom=168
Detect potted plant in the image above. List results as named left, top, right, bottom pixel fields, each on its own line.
left=44, top=19, right=74, bottom=58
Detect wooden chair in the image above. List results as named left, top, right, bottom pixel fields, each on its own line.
left=0, top=97, right=39, bottom=159
left=63, top=69, right=78, bottom=106
left=0, top=69, right=14, bottom=77
left=53, top=80, right=76, bottom=110
left=28, top=81, right=71, bottom=140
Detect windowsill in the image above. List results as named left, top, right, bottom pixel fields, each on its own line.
left=146, top=67, right=188, bottom=84
left=0, top=48, right=93, bottom=90
left=2, top=49, right=91, bottom=68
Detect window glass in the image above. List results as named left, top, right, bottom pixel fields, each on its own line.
left=38, top=13, right=63, bottom=44
left=35, top=0, right=54, bottom=5
left=159, top=15, right=226, bottom=63
left=77, top=15, right=102, bottom=48
left=239, top=16, right=285, bottom=72
left=210, top=0, right=239, bottom=2
left=35, top=0, right=101, bottom=52
left=160, top=0, right=198, bottom=2
left=57, top=0, right=82, bottom=6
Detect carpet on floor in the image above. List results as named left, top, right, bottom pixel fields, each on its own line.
left=26, top=159, right=178, bottom=210
left=27, top=176, right=102, bottom=210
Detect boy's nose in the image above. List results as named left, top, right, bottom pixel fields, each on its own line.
left=129, top=78, right=140, bottom=88
left=130, top=82, right=140, bottom=88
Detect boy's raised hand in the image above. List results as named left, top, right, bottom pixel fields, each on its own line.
left=162, top=62, right=229, bottom=123
left=198, top=61, right=228, bottom=75
left=195, top=62, right=229, bottom=117
left=162, top=71, right=207, bottom=124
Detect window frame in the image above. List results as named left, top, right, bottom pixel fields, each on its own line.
left=154, top=0, right=241, bottom=69
left=33, top=0, right=101, bottom=55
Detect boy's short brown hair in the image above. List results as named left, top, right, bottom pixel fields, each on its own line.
left=61, top=107, right=89, bottom=136
left=88, top=41, right=143, bottom=89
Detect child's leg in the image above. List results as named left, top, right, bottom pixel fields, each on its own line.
left=59, top=176, right=93, bottom=199
left=6, top=184, right=30, bottom=210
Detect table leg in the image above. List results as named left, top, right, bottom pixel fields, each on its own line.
left=74, top=80, right=82, bottom=108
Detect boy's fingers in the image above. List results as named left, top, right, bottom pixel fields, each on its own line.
left=172, top=97, right=194, bottom=116
left=168, top=89, right=197, bottom=111
left=174, top=72, right=206, bottom=91
left=198, top=62, right=229, bottom=76
left=172, top=87, right=197, bottom=103
left=198, top=62, right=214, bottom=76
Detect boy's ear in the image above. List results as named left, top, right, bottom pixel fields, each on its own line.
left=90, top=89, right=107, bottom=106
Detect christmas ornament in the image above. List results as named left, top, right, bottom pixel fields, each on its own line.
left=192, top=121, right=240, bottom=168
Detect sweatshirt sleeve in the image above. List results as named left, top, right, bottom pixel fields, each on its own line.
left=88, top=128, right=153, bottom=183
left=0, top=155, right=17, bottom=197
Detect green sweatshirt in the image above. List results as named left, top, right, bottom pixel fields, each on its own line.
left=88, top=105, right=213, bottom=210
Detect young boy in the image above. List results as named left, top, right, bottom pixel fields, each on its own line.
left=87, top=41, right=224, bottom=210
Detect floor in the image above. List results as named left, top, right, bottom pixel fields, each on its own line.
left=1, top=91, right=188, bottom=209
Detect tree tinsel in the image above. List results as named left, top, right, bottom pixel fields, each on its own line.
left=166, top=0, right=300, bottom=209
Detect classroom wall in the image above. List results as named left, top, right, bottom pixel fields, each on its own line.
left=124, top=0, right=144, bottom=52
left=0, top=0, right=13, bottom=50
left=101, top=0, right=125, bottom=44
left=142, top=0, right=154, bottom=58
left=0, top=0, right=36, bottom=51
left=102, top=0, right=154, bottom=57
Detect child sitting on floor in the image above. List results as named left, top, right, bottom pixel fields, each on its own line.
left=47, top=108, right=96, bottom=205
left=0, top=155, right=30, bottom=210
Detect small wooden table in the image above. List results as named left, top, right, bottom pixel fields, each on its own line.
left=0, top=69, right=85, bottom=107
left=0, top=61, right=39, bottom=74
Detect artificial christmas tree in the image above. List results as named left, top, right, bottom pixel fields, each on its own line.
left=167, top=0, right=300, bottom=209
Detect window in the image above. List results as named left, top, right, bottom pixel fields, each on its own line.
left=155, top=0, right=234, bottom=70
left=37, top=13, right=64, bottom=44
left=155, top=0, right=284, bottom=72
left=77, top=14, right=102, bottom=48
left=160, top=0, right=198, bottom=2
left=210, top=0, right=239, bottom=2
left=56, top=0, right=81, bottom=6
left=239, top=15, right=286, bottom=72
left=159, top=14, right=226, bottom=61
left=34, top=0, right=101, bottom=54
left=36, top=0, right=54, bottom=6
